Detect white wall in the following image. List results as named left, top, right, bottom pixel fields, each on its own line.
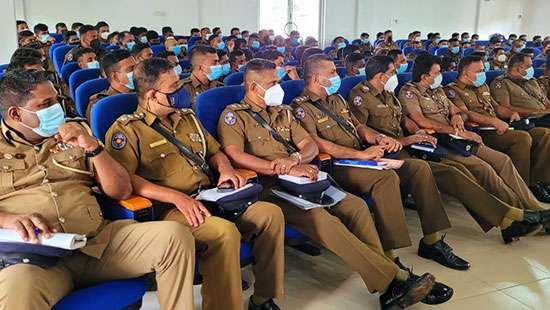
left=521, top=0, right=550, bottom=37
left=0, top=0, right=18, bottom=63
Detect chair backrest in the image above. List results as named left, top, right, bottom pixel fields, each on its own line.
left=442, top=71, right=458, bottom=86
left=91, top=93, right=139, bottom=142
left=60, top=62, right=80, bottom=84
left=323, top=46, right=335, bottom=54
left=49, top=33, right=63, bottom=43
left=150, top=44, right=166, bottom=56
left=351, top=39, right=362, bottom=46
left=406, top=60, right=414, bottom=72
left=526, top=41, right=535, bottom=48
left=178, top=60, right=192, bottom=70
left=435, top=47, right=449, bottom=56
left=280, top=80, right=305, bottom=105
left=0, top=64, right=8, bottom=73
left=336, top=67, right=346, bottom=78
left=428, top=46, right=438, bottom=55
left=69, top=68, right=100, bottom=99
left=75, top=78, right=110, bottom=117
left=535, top=68, right=544, bottom=78
left=533, top=59, right=546, bottom=69
left=463, top=47, right=475, bottom=56
left=532, top=48, right=542, bottom=58
left=179, top=73, right=191, bottom=80
left=339, top=76, right=365, bottom=99
left=486, top=70, right=504, bottom=85
left=105, top=45, right=120, bottom=50
left=403, top=46, right=415, bottom=56
left=195, top=86, right=245, bottom=138
left=53, top=45, right=76, bottom=73
left=396, top=72, right=413, bottom=95
left=224, top=71, right=244, bottom=86
left=396, top=39, right=408, bottom=49
left=476, top=40, right=489, bottom=46
left=49, top=42, right=65, bottom=59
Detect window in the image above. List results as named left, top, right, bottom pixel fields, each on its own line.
left=259, top=0, right=320, bottom=40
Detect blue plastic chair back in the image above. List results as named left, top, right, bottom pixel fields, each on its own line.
left=532, top=48, right=542, bottom=58
left=69, top=68, right=100, bottom=99
left=339, top=76, right=365, bottom=99
left=179, top=73, right=191, bottom=80
left=53, top=45, right=76, bottom=73
left=91, top=93, right=138, bottom=142
left=60, top=62, right=80, bottom=84
left=195, top=86, right=245, bottom=139
left=396, top=39, right=408, bottom=49
left=75, top=78, right=110, bottom=117
left=224, top=72, right=244, bottom=86
left=435, top=47, right=449, bottom=56
left=0, top=64, right=8, bottom=73
left=403, top=46, right=415, bottom=56
left=323, top=46, right=335, bottom=54
left=535, top=68, right=544, bottom=78
left=442, top=71, right=458, bottom=86
left=150, top=44, right=166, bottom=56
left=406, top=60, right=414, bottom=72
left=396, top=72, right=413, bottom=95
left=477, top=40, right=489, bottom=46
left=486, top=70, right=504, bottom=85
left=280, top=80, right=305, bottom=105
left=49, top=42, right=65, bottom=59
left=105, top=45, right=120, bottom=50
left=49, top=33, right=63, bottom=43
left=178, top=60, right=192, bottom=70
left=533, top=59, right=546, bottom=69
left=463, top=47, right=475, bottom=56
left=336, top=67, right=346, bottom=78
left=428, top=46, right=438, bottom=55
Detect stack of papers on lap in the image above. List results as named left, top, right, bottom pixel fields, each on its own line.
left=0, top=229, right=87, bottom=250
left=196, top=183, right=253, bottom=202
left=333, top=159, right=385, bottom=170
left=278, top=171, right=328, bottom=184
left=272, top=186, right=346, bottom=210
left=411, top=144, right=435, bottom=153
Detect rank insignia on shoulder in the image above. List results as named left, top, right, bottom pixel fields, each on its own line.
left=294, top=107, right=306, bottom=119
left=495, top=81, right=502, bottom=89
left=224, top=111, right=237, bottom=125
left=111, top=132, right=127, bottom=150
left=361, top=85, right=370, bottom=92
left=405, top=90, right=414, bottom=99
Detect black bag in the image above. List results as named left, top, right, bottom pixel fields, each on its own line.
left=531, top=115, right=550, bottom=128
left=202, top=183, right=264, bottom=221
left=510, top=119, right=535, bottom=131
left=408, top=143, right=448, bottom=162
left=434, top=133, right=478, bottom=157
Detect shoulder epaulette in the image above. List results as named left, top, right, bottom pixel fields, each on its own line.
left=360, top=83, right=371, bottom=93
left=226, top=103, right=250, bottom=111
left=177, top=108, right=195, bottom=115
left=292, top=95, right=310, bottom=104
left=116, top=112, right=145, bottom=125
left=66, top=117, right=87, bottom=123
left=446, top=82, right=457, bottom=88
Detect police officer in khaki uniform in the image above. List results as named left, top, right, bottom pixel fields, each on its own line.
left=86, top=50, right=136, bottom=121
left=445, top=55, right=550, bottom=201
left=180, top=45, right=224, bottom=110
left=292, top=54, right=468, bottom=273
left=490, top=53, right=550, bottom=118
left=218, top=58, right=441, bottom=309
left=400, top=53, right=549, bottom=243
left=105, top=58, right=285, bottom=310
left=538, top=55, right=550, bottom=100
left=0, top=70, right=195, bottom=310
left=350, top=55, right=547, bottom=244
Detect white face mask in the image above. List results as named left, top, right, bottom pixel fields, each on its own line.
left=257, top=83, right=285, bottom=106
left=100, top=31, right=109, bottom=40
left=497, top=54, right=507, bottom=63
left=384, top=74, right=399, bottom=93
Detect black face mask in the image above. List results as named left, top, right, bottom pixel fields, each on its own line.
left=90, top=39, right=102, bottom=50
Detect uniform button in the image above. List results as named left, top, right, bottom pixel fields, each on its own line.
left=51, top=192, right=58, bottom=197
left=58, top=217, right=65, bottom=223
left=42, top=178, right=49, bottom=184
left=33, top=146, right=40, bottom=151
left=37, top=165, right=46, bottom=171
left=3, top=154, right=13, bottom=159
left=257, top=136, right=262, bottom=139
left=2, top=165, right=10, bottom=170
left=160, top=153, right=167, bottom=158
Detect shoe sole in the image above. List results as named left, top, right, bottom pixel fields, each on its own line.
left=398, top=274, right=436, bottom=308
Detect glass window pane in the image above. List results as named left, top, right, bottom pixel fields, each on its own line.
left=259, top=0, right=288, bottom=36
left=292, top=0, right=320, bottom=40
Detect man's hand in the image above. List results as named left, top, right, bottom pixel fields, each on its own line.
left=460, top=131, right=483, bottom=144
left=56, top=123, right=98, bottom=152
left=358, top=145, right=385, bottom=160
left=403, top=134, right=437, bottom=147
left=288, top=164, right=319, bottom=181
left=173, top=193, right=211, bottom=227
left=450, top=114, right=465, bottom=133
left=217, top=168, right=245, bottom=189
left=226, top=40, right=235, bottom=52
left=509, top=112, right=521, bottom=123
left=2, top=213, right=55, bottom=243
left=271, top=157, right=299, bottom=175
left=376, top=135, right=402, bottom=152
left=493, top=118, right=510, bottom=135
left=285, top=66, right=300, bottom=80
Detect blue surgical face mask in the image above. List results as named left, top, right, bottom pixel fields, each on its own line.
left=20, top=103, right=66, bottom=137
left=524, top=66, right=534, bottom=80
left=440, top=44, right=449, bottom=49
left=207, top=65, right=224, bottom=80
left=40, top=34, right=50, bottom=43
left=172, top=44, right=184, bottom=56
left=276, top=67, right=286, bottom=80
left=362, top=38, right=369, bottom=44
left=397, top=63, right=408, bottom=74
left=276, top=46, right=286, bottom=53
left=238, top=64, right=245, bottom=71
left=337, top=42, right=346, bottom=49
left=251, top=41, right=260, bottom=49
left=473, top=71, right=486, bottom=87
left=174, top=64, right=183, bottom=76
left=434, top=38, right=441, bottom=43
left=86, top=60, right=100, bottom=69
left=517, top=45, right=525, bottom=52
left=221, top=63, right=231, bottom=76
left=357, top=67, right=366, bottom=76
left=217, top=41, right=226, bottom=50
left=483, top=62, right=490, bottom=72
left=291, top=37, right=300, bottom=46
left=322, top=75, right=341, bottom=95
left=76, top=31, right=80, bottom=38
left=126, top=41, right=136, bottom=50
left=430, top=73, right=442, bottom=89
left=451, top=46, right=460, bottom=54
left=125, top=71, right=135, bottom=90
left=140, top=36, right=147, bottom=43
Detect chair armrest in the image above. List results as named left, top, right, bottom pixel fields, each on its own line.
left=98, top=195, right=154, bottom=222
left=465, top=121, right=479, bottom=128
left=314, top=153, right=332, bottom=173
left=236, top=168, right=258, bottom=183
left=118, top=196, right=153, bottom=211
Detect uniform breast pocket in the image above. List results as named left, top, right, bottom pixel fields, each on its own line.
left=51, top=148, right=88, bottom=179
left=246, top=127, right=271, bottom=148
left=144, top=144, right=180, bottom=180
left=371, top=107, right=392, bottom=118
left=0, top=159, right=26, bottom=195
left=421, top=99, right=439, bottom=114
left=317, top=119, right=338, bottom=141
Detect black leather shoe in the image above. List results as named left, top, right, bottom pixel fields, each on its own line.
left=501, top=219, right=542, bottom=244
left=248, top=298, right=280, bottom=310
left=418, top=235, right=470, bottom=271
left=530, top=182, right=550, bottom=203
left=379, top=269, right=435, bottom=309
left=538, top=209, right=550, bottom=232
left=394, top=257, right=454, bottom=305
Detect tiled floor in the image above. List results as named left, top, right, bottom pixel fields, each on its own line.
left=141, top=196, right=550, bottom=309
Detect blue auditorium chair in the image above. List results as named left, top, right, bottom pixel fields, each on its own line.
left=179, top=73, right=191, bottom=80
left=49, top=42, right=65, bottom=59
left=53, top=45, right=77, bottom=74
left=406, top=60, right=414, bottom=72
left=486, top=70, right=504, bottom=85
left=535, top=68, right=544, bottom=78
left=428, top=46, right=438, bottom=55
left=435, top=47, right=449, bottom=56
left=532, top=48, right=542, bottom=58
left=403, top=46, right=415, bottom=56
left=75, top=78, right=110, bottom=118
left=533, top=59, right=546, bottom=69
left=105, top=45, right=120, bottom=50
left=150, top=44, right=166, bottom=56
left=396, top=72, right=413, bottom=94
left=476, top=40, right=489, bottom=46
left=60, top=62, right=80, bottom=85
left=323, top=46, right=335, bottom=55
left=0, top=64, right=8, bottom=73
left=49, top=33, right=63, bottom=43
left=224, top=71, right=244, bottom=86
left=339, top=76, right=365, bottom=99
left=69, top=68, right=101, bottom=99
left=463, top=47, right=475, bottom=57
left=280, top=80, right=305, bottom=104
left=396, top=39, right=407, bottom=49
left=442, top=71, right=458, bottom=86
left=178, top=60, right=192, bottom=71
left=336, top=67, right=346, bottom=78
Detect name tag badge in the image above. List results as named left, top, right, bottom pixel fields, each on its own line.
left=482, top=92, right=490, bottom=96
left=189, top=133, right=202, bottom=143
left=149, top=139, right=167, bottom=148
left=376, top=104, right=386, bottom=108
left=317, top=116, right=329, bottom=123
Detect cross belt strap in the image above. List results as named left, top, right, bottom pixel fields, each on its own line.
left=245, top=109, right=298, bottom=154
left=150, top=119, right=215, bottom=184
left=311, top=100, right=365, bottom=149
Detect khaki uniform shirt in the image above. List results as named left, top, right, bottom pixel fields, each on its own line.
left=444, top=80, right=497, bottom=117
left=217, top=99, right=310, bottom=161
left=181, top=74, right=223, bottom=111
left=398, top=82, right=455, bottom=126
left=0, top=120, right=116, bottom=258
left=348, top=80, right=405, bottom=138
left=290, top=89, right=363, bottom=150
left=105, top=106, right=220, bottom=194
left=86, top=86, right=121, bottom=121
left=537, top=76, right=550, bottom=101
left=490, top=75, right=547, bottom=111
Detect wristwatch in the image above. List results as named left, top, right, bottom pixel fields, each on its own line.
left=85, top=142, right=104, bottom=158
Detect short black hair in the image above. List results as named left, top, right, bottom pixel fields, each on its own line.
left=10, top=48, right=43, bottom=62
left=190, top=28, right=200, bottom=35
left=470, top=51, right=486, bottom=58
left=130, top=42, right=150, bottom=56
left=189, top=45, right=217, bottom=64
left=95, top=21, right=109, bottom=30
left=63, top=30, right=77, bottom=42
left=0, top=69, right=51, bottom=117
left=508, top=53, right=529, bottom=69
left=229, top=49, right=245, bottom=62
left=231, top=27, right=240, bottom=33
left=387, top=49, right=403, bottom=61
left=107, top=31, right=119, bottom=43
left=303, top=53, right=332, bottom=82
left=364, top=55, right=393, bottom=80
left=100, top=49, right=132, bottom=77
left=146, top=30, right=159, bottom=41
left=16, top=20, right=27, bottom=26
left=216, top=49, right=228, bottom=58
left=18, top=30, right=34, bottom=40
left=244, top=58, right=276, bottom=81
left=522, top=48, right=534, bottom=55
left=33, top=23, right=48, bottom=34
left=6, top=56, right=42, bottom=72
left=73, top=47, right=96, bottom=62
left=55, top=22, right=66, bottom=29
left=71, top=22, right=83, bottom=30
left=300, top=47, right=323, bottom=65
left=344, top=53, right=365, bottom=70
left=458, top=55, right=483, bottom=77
left=259, top=50, right=284, bottom=62
left=162, top=26, right=173, bottom=35
left=493, top=47, right=505, bottom=55
left=412, top=52, right=440, bottom=82
left=79, top=24, right=96, bottom=35
left=133, top=57, right=175, bottom=98
left=212, top=27, right=221, bottom=34
left=361, top=32, right=369, bottom=37
left=156, top=50, right=176, bottom=59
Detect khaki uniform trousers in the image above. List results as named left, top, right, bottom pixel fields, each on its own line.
left=480, top=128, right=550, bottom=186
left=164, top=201, right=285, bottom=310
left=445, top=144, right=542, bottom=211
left=260, top=177, right=399, bottom=294
left=0, top=220, right=195, bottom=310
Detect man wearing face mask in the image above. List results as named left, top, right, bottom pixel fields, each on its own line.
left=180, top=46, right=224, bottom=110
left=130, top=42, right=154, bottom=63
left=491, top=47, right=508, bottom=70
left=344, top=53, right=366, bottom=77
left=219, top=58, right=438, bottom=309
left=64, top=25, right=103, bottom=64
left=164, top=37, right=186, bottom=59
left=538, top=53, right=550, bottom=100
left=446, top=56, right=550, bottom=204
left=0, top=69, right=196, bottom=310
left=357, top=32, right=374, bottom=54
left=535, top=41, right=550, bottom=61
left=401, top=53, right=548, bottom=243
left=86, top=50, right=136, bottom=121
left=33, top=23, right=56, bottom=46
left=73, top=47, right=99, bottom=70
left=105, top=58, right=285, bottom=310
left=62, top=30, right=80, bottom=45
left=95, top=21, right=110, bottom=43
left=117, top=31, right=137, bottom=51
left=209, top=34, right=226, bottom=51
left=229, top=49, right=247, bottom=73
left=388, top=49, right=409, bottom=75
left=259, top=50, right=300, bottom=81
